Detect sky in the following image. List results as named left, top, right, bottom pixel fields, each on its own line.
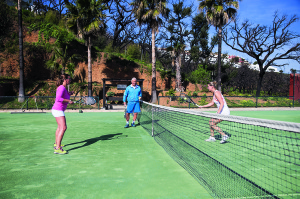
left=202, top=0, right=300, bottom=73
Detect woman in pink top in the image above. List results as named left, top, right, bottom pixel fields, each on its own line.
left=198, top=81, right=230, bottom=144
left=52, top=74, right=74, bottom=154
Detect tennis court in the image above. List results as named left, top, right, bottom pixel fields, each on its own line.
left=0, top=111, right=211, bottom=199
left=0, top=108, right=299, bottom=198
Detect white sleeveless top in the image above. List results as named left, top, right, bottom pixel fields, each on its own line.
left=213, top=90, right=230, bottom=115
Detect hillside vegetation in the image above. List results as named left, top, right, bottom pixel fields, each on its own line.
left=0, top=2, right=292, bottom=104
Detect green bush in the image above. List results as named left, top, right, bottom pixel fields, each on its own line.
left=240, top=100, right=256, bottom=107
left=198, top=94, right=207, bottom=105
left=202, top=85, right=209, bottom=92
left=198, top=98, right=207, bottom=105
left=186, top=65, right=210, bottom=84
left=165, top=88, right=176, bottom=96
left=107, top=91, right=115, bottom=97
left=45, top=10, right=60, bottom=25
left=126, top=44, right=141, bottom=60
left=104, top=42, right=114, bottom=53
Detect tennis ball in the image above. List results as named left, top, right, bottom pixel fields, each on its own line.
left=184, top=97, right=187, bottom=100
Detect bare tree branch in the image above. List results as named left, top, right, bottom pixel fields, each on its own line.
left=223, top=12, right=300, bottom=96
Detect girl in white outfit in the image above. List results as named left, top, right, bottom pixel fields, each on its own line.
left=198, top=81, right=230, bottom=144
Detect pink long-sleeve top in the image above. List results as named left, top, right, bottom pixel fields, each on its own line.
left=52, top=85, right=71, bottom=111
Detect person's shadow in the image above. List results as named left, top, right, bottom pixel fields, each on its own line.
left=66, top=133, right=123, bottom=151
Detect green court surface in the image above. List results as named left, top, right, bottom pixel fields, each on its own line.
left=1, top=110, right=299, bottom=199
left=229, top=110, right=300, bottom=123
left=204, top=110, right=300, bottom=123
left=0, top=112, right=212, bottom=199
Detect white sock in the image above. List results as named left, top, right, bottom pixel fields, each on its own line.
left=126, top=121, right=129, bottom=124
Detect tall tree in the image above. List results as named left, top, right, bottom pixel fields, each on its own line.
left=65, top=0, right=107, bottom=96
left=223, top=12, right=300, bottom=97
left=166, top=1, right=192, bottom=92
left=190, top=12, right=217, bottom=65
left=198, top=0, right=240, bottom=91
left=131, top=0, right=169, bottom=103
left=107, top=0, right=137, bottom=50
left=46, top=44, right=81, bottom=78
left=18, top=0, right=25, bottom=102
left=0, top=0, right=13, bottom=51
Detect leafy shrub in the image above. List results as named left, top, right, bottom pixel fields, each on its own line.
left=104, top=42, right=114, bottom=53
left=186, top=65, right=210, bottom=84
left=165, top=88, right=176, bottom=96
left=45, top=10, right=59, bottom=25
left=240, top=100, right=256, bottom=107
left=198, top=94, right=207, bottom=105
left=126, top=44, right=141, bottom=60
left=107, top=91, right=115, bottom=97
left=202, top=85, right=209, bottom=92
left=198, top=98, right=207, bottom=105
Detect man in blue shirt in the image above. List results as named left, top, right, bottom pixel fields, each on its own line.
left=123, top=77, right=142, bottom=128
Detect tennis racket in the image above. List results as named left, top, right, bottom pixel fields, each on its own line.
left=124, top=105, right=127, bottom=118
left=74, top=97, right=96, bottom=105
left=180, top=93, right=200, bottom=107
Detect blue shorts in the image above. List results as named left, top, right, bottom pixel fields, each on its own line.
left=127, top=102, right=141, bottom=113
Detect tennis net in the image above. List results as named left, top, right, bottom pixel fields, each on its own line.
left=137, top=101, right=300, bottom=199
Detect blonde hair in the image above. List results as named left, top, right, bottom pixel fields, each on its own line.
left=208, top=81, right=217, bottom=88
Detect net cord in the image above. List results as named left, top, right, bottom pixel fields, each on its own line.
left=141, top=101, right=300, bottom=133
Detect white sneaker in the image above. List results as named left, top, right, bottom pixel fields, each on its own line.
left=205, top=136, right=216, bottom=142
left=220, top=135, right=229, bottom=144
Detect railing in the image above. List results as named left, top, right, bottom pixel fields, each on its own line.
left=0, top=96, right=101, bottom=110
left=158, top=95, right=300, bottom=108
left=1, top=95, right=299, bottom=110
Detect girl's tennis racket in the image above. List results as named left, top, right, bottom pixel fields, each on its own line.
left=180, top=93, right=200, bottom=107
left=74, top=97, right=96, bottom=105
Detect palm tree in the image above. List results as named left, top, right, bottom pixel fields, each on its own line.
left=167, top=42, right=186, bottom=92
left=46, top=44, right=82, bottom=79
left=65, top=0, right=106, bottom=96
left=198, top=0, right=240, bottom=91
left=166, top=1, right=192, bottom=92
left=18, top=0, right=25, bottom=102
left=131, top=0, right=169, bottom=103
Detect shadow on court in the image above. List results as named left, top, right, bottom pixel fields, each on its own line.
left=66, top=133, right=122, bottom=151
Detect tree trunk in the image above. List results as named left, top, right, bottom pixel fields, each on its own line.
left=175, top=52, right=182, bottom=92
left=151, top=28, right=157, bottom=103
left=18, top=0, right=25, bottom=103
left=217, top=26, right=222, bottom=91
left=77, top=20, right=83, bottom=39
left=88, top=36, right=92, bottom=97
left=256, top=70, right=265, bottom=97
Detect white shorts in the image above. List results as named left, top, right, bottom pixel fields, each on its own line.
left=52, top=109, right=65, bottom=117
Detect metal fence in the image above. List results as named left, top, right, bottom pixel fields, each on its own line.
left=0, top=96, right=101, bottom=110
left=1, top=95, right=299, bottom=110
